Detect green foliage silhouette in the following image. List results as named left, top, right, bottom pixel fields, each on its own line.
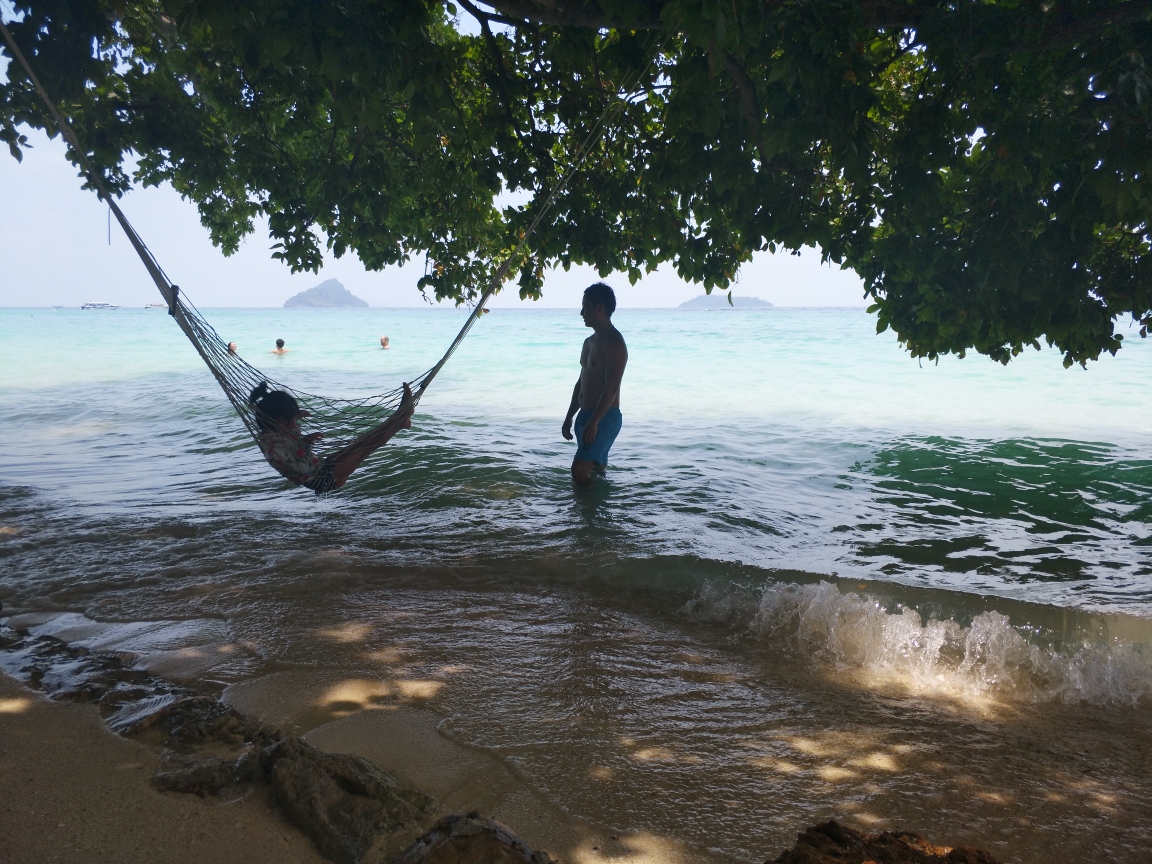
left=3, top=1, right=1150, bottom=366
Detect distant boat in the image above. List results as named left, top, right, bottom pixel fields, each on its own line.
left=81, top=302, right=120, bottom=310
left=145, top=303, right=167, bottom=309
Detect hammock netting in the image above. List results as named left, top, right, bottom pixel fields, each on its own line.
left=156, top=278, right=419, bottom=458
left=116, top=197, right=486, bottom=457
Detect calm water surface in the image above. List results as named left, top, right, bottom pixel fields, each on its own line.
left=2, top=305, right=1152, bottom=862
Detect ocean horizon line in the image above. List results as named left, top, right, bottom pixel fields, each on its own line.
left=1, top=303, right=870, bottom=311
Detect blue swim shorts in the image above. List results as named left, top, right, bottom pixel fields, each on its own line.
left=573, top=407, right=623, bottom=466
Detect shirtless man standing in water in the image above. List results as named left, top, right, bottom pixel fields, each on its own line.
left=562, top=283, right=628, bottom=485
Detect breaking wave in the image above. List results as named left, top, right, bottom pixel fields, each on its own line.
left=686, top=580, right=1152, bottom=706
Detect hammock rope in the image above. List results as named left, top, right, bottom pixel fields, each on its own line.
left=1, top=19, right=657, bottom=472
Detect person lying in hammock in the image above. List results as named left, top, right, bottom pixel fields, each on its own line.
left=249, top=381, right=415, bottom=494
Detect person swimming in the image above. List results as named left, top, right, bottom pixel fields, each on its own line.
left=380, top=335, right=390, bottom=349
left=227, top=342, right=238, bottom=355
left=271, top=338, right=289, bottom=355
left=249, top=382, right=414, bottom=493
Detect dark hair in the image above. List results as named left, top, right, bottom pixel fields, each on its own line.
left=584, top=282, right=616, bottom=316
left=249, top=382, right=300, bottom=432
left=275, top=338, right=285, bottom=348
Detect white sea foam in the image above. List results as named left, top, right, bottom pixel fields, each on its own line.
left=688, top=581, right=1152, bottom=706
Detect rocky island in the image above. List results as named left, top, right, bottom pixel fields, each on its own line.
left=679, top=293, right=773, bottom=309
left=284, top=279, right=369, bottom=308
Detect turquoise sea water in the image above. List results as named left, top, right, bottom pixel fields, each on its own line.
left=4, top=304, right=1152, bottom=861
left=4, top=305, right=1152, bottom=610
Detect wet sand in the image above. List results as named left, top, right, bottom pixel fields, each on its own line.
left=226, top=672, right=693, bottom=864
left=0, top=673, right=327, bottom=864
left=6, top=595, right=1152, bottom=864
left=0, top=670, right=690, bottom=864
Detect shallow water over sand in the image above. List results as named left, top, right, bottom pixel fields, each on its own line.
left=3, top=306, right=1152, bottom=861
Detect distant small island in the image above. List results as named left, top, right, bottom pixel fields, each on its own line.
left=679, top=293, right=773, bottom=309
left=284, top=279, right=368, bottom=308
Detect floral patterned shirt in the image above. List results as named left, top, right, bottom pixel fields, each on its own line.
left=257, top=429, right=324, bottom=486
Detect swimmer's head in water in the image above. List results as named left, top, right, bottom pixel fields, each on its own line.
left=227, top=342, right=238, bottom=354
left=582, top=282, right=616, bottom=318
left=249, top=382, right=300, bottom=432
left=380, top=335, right=390, bottom=348
left=275, top=338, right=285, bottom=349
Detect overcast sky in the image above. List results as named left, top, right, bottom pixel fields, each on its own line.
left=0, top=127, right=867, bottom=309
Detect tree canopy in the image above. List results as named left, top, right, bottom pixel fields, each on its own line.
left=2, top=0, right=1150, bottom=365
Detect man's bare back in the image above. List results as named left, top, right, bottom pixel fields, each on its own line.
left=562, top=283, right=627, bottom=485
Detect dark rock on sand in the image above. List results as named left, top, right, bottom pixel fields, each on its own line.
left=395, top=813, right=555, bottom=864
left=770, top=821, right=1003, bottom=864
left=261, top=737, right=432, bottom=864
left=107, top=693, right=187, bottom=734
left=0, top=629, right=193, bottom=716
left=151, top=752, right=262, bottom=797
left=111, top=693, right=281, bottom=750
left=147, top=715, right=432, bottom=861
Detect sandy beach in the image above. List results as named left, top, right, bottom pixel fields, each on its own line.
left=0, top=672, right=326, bottom=864
left=4, top=591, right=1152, bottom=863
left=0, top=669, right=692, bottom=864
left=224, top=671, right=692, bottom=864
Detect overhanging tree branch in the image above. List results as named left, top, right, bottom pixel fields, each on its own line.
left=459, top=0, right=523, bottom=138
left=481, top=0, right=1152, bottom=43
left=455, top=0, right=525, bottom=28
left=721, top=48, right=768, bottom=163
left=484, top=0, right=665, bottom=29
left=972, top=0, right=1152, bottom=59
